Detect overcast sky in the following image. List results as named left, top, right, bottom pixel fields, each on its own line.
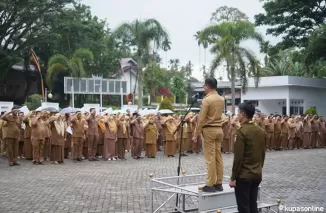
left=82, top=0, right=280, bottom=80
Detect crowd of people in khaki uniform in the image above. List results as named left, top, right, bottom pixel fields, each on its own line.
left=0, top=107, right=206, bottom=167
left=253, top=114, right=326, bottom=150
left=0, top=106, right=324, bottom=167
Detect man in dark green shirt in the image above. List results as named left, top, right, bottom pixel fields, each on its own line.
left=229, top=102, right=265, bottom=213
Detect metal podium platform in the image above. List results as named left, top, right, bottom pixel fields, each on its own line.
left=149, top=173, right=280, bottom=213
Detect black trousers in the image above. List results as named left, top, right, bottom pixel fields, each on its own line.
left=234, top=178, right=261, bottom=213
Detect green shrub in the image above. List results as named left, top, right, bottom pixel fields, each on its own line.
left=25, top=94, right=42, bottom=110
left=304, top=107, right=318, bottom=115
left=142, top=96, right=149, bottom=105
left=159, top=97, right=174, bottom=111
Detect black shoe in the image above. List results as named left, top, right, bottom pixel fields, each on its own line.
left=202, top=185, right=216, bottom=193
left=33, top=161, right=38, bottom=165
left=38, top=162, right=44, bottom=165
left=92, top=158, right=99, bottom=161
left=77, top=158, right=82, bottom=161
left=213, top=184, right=224, bottom=191
left=13, top=162, right=20, bottom=166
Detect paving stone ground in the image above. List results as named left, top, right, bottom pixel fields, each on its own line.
left=0, top=148, right=325, bottom=213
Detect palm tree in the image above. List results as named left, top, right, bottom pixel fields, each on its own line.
left=46, top=48, right=94, bottom=100
left=169, top=59, right=180, bottom=71
left=264, top=49, right=306, bottom=77
left=194, top=31, right=202, bottom=72
left=113, top=19, right=170, bottom=108
left=162, top=38, right=171, bottom=68
left=194, top=31, right=209, bottom=73
left=169, top=59, right=174, bottom=70
left=202, top=39, right=208, bottom=69
left=199, top=21, right=263, bottom=113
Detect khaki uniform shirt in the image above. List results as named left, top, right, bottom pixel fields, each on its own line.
left=195, top=91, right=224, bottom=137
left=2, top=115, right=21, bottom=140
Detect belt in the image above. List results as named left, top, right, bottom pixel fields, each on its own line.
left=202, top=125, right=221, bottom=129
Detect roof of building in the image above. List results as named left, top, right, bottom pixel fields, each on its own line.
left=192, top=76, right=326, bottom=90
left=111, top=58, right=137, bottom=78
left=247, top=76, right=326, bottom=89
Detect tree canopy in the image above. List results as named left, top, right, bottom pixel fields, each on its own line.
left=255, top=0, right=326, bottom=49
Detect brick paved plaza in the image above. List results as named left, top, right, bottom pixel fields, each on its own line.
left=0, top=148, right=325, bottom=213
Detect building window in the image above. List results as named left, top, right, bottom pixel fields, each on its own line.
left=290, top=106, right=304, bottom=115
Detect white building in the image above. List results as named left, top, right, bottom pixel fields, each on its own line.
left=242, top=76, right=326, bottom=116
left=112, top=58, right=138, bottom=96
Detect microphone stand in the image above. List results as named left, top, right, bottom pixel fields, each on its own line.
left=174, top=95, right=198, bottom=211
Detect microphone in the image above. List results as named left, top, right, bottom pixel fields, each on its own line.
left=191, top=93, right=199, bottom=99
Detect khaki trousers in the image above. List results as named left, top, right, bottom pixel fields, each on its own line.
left=311, top=132, right=317, bottom=148
left=303, top=133, right=311, bottom=148
left=274, top=133, right=281, bottom=149
left=193, top=136, right=201, bottom=153
left=288, top=137, right=295, bottom=149
left=32, top=139, right=45, bottom=162
left=117, top=138, right=127, bottom=159
left=222, top=138, right=229, bottom=153
left=43, top=138, right=51, bottom=159
left=229, top=134, right=236, bottom=153
left=132, top=138, right=142, bottom=157
left=202, top=127, right=224, bottom=186
left=187, top=132, right=193, bottom=152
left=87, top=135, right=98, bottom=158
left=156, top=133, right=162, bottom=150
left=265, top=132, right=274, bottom=150
left=280, top=133, right=288, bottom=149
left=1, top=138, right=7, bottom=154
left=72, top=137, right=83, bottom=159
left=5, top=138, right=19, bottom=164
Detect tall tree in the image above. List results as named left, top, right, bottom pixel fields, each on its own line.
left=46, top=48, right=94, bottom=101
left=113, top=19, right=170, bottom=108
left=210, top=6, right=249, bottom=23
left=170, top=76, right=186, bottom=104
left=199, top=21, right=263, bottom=113
left=162, top=38, right=171, bottom=68
left=194, top=31, right=202, bottom=72
left=185, top=61, right=193, bottom=79
left=304, top=25, right=326, bottom=66
left=33, top=3, right=114, bottom=76
left=255, top=0, right=326, bottom=49
left=0, top=0, right=75, bottom=76
left=169, top=59, right=180, bottom=71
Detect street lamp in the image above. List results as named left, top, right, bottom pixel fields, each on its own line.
left=45, top=88, right=52, bottom=102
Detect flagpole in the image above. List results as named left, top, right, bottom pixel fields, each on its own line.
left=30, top=49, right=45, bottom=101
